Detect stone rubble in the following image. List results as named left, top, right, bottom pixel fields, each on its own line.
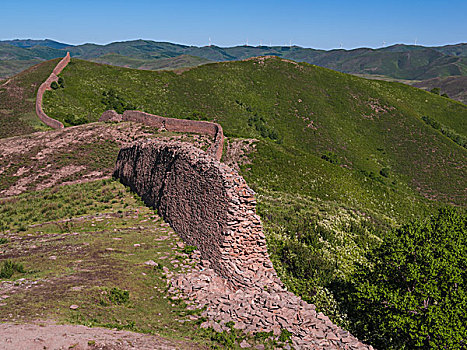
left=114, top=139, right=373, bottom=349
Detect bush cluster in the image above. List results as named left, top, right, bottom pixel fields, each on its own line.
left=346, top=208, right=467, bottom=349
left=0, top=260, right=25, bottom=278
left=422, top=115, right=466, bottom=149
left=101, top=89, right=136, bottom=114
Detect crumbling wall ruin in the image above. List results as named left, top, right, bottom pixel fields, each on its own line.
left=35, top=53, right=70, bottom=129
left=100, top=110, right=224, bottom=161
left=114, top=140, right=372, bottom=349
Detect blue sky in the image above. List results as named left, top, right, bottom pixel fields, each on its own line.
left=1, top=0, right=466, bottom=49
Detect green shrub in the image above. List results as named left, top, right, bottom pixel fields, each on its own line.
left=279, top=329, right=293, bottom=343
left=0, top=238, right=8, bottom=244
left=422, top=115, right=467, bottom=149
left=321, top=152, right=339, bottom=164
left=347, top=208, right=467, bottom=349
left=64, top=114, right=88, bottom=126
left=50, top=81, right=59, bottom=90
left=430, top=87, right=440, bottom=95
left=0, top=260, right=25, bottom=278
left=182, top=245, right=197, bottom=255
left=108, top=287, right=130, bottom=305
left=101, top=89, right=136, bottom=114
left=379, top=167, right=390, bottom=178
left=58, top=76, right=65, bottom=88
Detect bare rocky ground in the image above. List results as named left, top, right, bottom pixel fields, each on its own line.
left=0, top=322, right=196, bottom=350
left=0, top=134, right=288, bottom=349
left=0, top=122, right=213, bottom=198
left=0, top=126, right=369, bottom=349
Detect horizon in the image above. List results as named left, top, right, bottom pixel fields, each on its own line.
left=1, top=0, right=466, bottom=50
left=1, top=37, right=466, bottom=51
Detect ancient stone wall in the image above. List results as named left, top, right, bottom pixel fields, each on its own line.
left=35, top=53, right=70, bottom=129
left=114, top=141, right=273, bottom=286
left=114, top=140, right=372, bottom=349
left=100, top=110, right=224, bottom=161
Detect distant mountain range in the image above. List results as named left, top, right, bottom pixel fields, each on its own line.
left=1, top=39, right=466, bottom=102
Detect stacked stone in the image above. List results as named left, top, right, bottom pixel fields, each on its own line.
left=114, top=140, right=373, bottom=349
left=170, top=264, right=372, bottom=349
left=35, top=52, right=70, bottom=129
left=99, top=109, right=224, bottom=161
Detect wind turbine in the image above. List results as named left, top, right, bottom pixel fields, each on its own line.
left=382, top=41, right=387, bottom=47
left=414, top=37, right=418, bottom=45
left=339, top=42, right=343, bottom=49
left=209, top=37, right=212, bottom=47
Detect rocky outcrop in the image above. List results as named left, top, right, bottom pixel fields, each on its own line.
left=100, top=110, right=224, bottom=161
left=35, top=53, right=70, bottom=129
left=114, top=140, right=373, bottom=349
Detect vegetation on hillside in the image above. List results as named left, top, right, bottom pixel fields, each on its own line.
left=41, top=58, right=467, bottom=342
left=0, top=59, right=58, bottom=138
left=344, top=208, right=467, bottom=349
left=1, top=39, right=466, bottom=81
left=2, top=54, right=465, bottom=348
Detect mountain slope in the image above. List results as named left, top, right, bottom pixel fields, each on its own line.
left=1, top=39, right=466, bottom=83
left=412, top=76, right=467, bottom=104
left=0, top=59, right=60, bottom=138
left=0, top=39, right=72, bottom=49
left=42, top=57, right=466, bottom=212
left=2, top=55, right=466, bottom=345
left=90, top=53, right=212, bottom=70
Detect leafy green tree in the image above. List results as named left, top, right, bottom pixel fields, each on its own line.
left=430, top=87, right=441, bottom=95
left=347, top=208, right=467, bottom=349
left=58, top=76, right=65, bottom=88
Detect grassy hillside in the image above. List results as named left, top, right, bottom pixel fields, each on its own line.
left=1, top=40, right=466, bottom=82
left=0, top=59, right=59, bottom=138
left=91, top=53, right=212, bottom=70
left=43, top=58, right=466, bottom=211
left=2, top=56, right=466, bottom=347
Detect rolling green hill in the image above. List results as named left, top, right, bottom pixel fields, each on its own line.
left=0, top=58, right=59, bottom=138
left=1, top=39, right=466, bottom=84
left=39, top=57, right=466, bottom=335
left=43, top=57, right=466, bottom=213
left=91, top=53, right=212, bottom=70
left=2, top=54, right=466, bottom=347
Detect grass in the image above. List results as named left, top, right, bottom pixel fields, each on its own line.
left=0, top=178, right=294, bottom=348
left=0, top=179, right=213, bottom=346
left=2, top=56, right=466, bottom=347
left=39, top=57, right=466, bottom=329
left=0, top=179, right=130, bottom=231
left=42, top=58, right=466, bottom=212
left=0, top=59, right=59, bottom=138
left=0, top=260, right=26, bottom=278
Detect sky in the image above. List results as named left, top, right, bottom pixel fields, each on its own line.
left=1, top=0, right=466, bottom=49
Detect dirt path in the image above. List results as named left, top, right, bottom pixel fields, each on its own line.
left=0, top=322, right=200, bottom=350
